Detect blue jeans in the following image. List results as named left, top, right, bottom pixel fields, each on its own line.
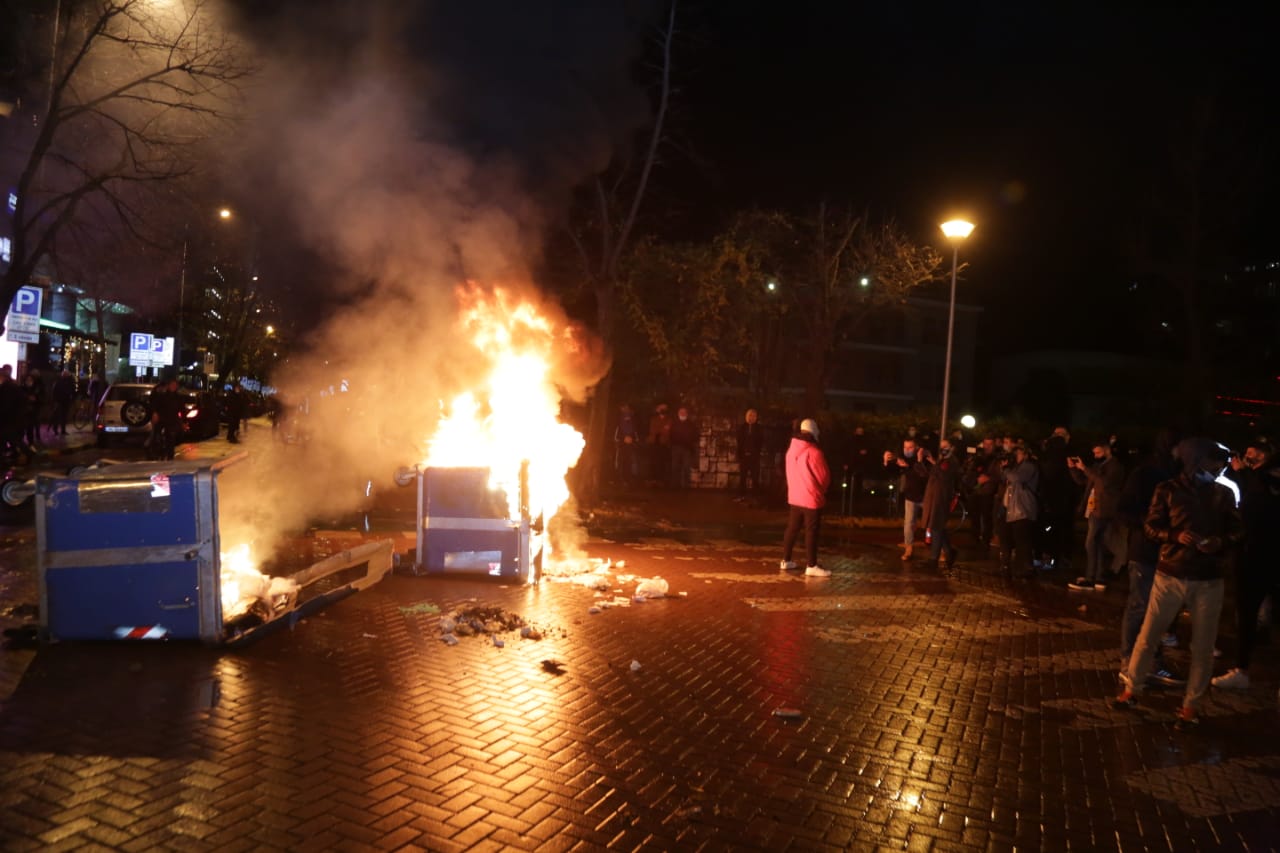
left=1084, top=517, right=1111, bottom=581
left=1121, top=561, right=1156, bottom=660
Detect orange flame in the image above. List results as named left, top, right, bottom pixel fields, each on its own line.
left=423, top=284, right=586, bottom=548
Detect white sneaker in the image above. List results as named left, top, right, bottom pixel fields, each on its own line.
left=1212, top=668, right=1250, bottom=689
left=804, top=565, right=831, bottom=577
left=780, top=560, right=797, bottom=571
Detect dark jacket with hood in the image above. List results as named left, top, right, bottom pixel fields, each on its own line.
left=1143, top=438, right=1242, bottom=581
left=1117, top=430, right=1179, bottom=566
left=1227, top=457, right=1280, bottom=560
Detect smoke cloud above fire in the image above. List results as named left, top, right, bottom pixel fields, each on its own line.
left=213, top=0, right=657, bottom=555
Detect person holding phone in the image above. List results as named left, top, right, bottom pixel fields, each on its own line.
left=1066, top=442, right=1125, bottom=592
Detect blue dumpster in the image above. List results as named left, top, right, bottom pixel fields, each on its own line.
left=36, top=455, right=397, bottom=645
left=36, top=457, right=236, bottom=644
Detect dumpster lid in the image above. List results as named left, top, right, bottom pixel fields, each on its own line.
left=37, top=451, right=248, bottom=483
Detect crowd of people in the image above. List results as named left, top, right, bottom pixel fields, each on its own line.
left=0, top=365, right=100, bottom=464
left=611, top=402, right=1280, bottom=727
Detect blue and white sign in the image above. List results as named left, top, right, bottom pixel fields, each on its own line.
left=6, top=285, right=41, bottom=343
left=128, top=332, right=175, bottom=367
left=6, top=190, right=16, bottom=214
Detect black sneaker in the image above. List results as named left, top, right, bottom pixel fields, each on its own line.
left=1148, top=669, right=1187, bottom=687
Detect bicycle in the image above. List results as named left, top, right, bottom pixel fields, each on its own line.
left=71, top=397, right=95, bottom=431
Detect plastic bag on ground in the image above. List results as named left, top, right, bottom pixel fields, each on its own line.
left=635, top=577, right=669, bottom=600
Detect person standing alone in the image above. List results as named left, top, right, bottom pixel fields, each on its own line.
left=780, top=419, right=832, bottom=577
left=736, top=408, right=764, bottom=499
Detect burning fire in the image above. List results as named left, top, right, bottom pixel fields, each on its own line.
left=424, top=284, right=587, bottom=549
left=220, top=543, right=297, bottom=620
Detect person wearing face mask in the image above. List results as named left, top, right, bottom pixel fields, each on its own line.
left=884, top=437, right=931, bottom=560
left=1000, top=441, right=1040, bottom=579
left=1115, top=438, right=1241, bottom=729
left=920, top=438, right=961, bottom=569
left=669, top=406, right=699, bottom=488
left=1066, top=441, right=1126, bottom=591
left=1212, top=440, right=1280, bottom=689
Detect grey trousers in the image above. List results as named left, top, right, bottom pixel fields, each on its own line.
left=1124, top=572, right=1224, bottom=710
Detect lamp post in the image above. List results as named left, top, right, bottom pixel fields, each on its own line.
left=177, top=207, right=233, bottom=379
left=938, top=219, right=975, bottom=444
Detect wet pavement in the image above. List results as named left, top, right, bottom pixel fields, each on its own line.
left=2, top=476, right=1279, bottom=851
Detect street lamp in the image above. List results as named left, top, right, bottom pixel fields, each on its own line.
left=178, top=207, right=233, bottom=378
left=938, top=218, right=975, bottom=443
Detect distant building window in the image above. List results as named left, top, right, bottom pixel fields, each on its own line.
left=0, top=236, right=9, bottom=264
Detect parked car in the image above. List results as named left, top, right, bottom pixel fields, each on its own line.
left=94, top=383, right=154, bottom=446
left=180, top=390, right=222, bottom=440
left=95, top=383, right=222, bottom=446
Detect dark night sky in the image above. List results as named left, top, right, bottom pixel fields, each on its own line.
left=234, top=1, right=1280, bottom=356
left=660, top=2, right=1280, bottom=352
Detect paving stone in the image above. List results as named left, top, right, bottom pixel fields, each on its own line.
left=3, top=497, right=1280, bottom=849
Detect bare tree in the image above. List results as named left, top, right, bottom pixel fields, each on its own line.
left=1, top=0, right=251, bottom=331
left=732, top=206, right=944, bottom=413
left=563, top=0, right=677, bottom=502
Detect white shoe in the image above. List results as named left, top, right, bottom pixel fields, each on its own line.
left=780, top=560, right=797, bottom=571
left=1212, top=668, right=1250, bottom=689
left=804, top=565, right=831, bottom=577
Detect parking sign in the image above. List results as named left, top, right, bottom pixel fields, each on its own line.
left=6, top=285, right=41, bottom=343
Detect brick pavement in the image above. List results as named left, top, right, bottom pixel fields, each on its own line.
left=1, top=490, right=1279, bottom=851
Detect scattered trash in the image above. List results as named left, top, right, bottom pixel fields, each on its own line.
left=678, top=591, right=688, bottom=598
left=629, top=659, right=642, bottom=672
left=541, top=659, right=566, bottom=675
left=493, top=637, right=505, bottom=648
left=674, top=805, right=702, bottom=820
left=521, top=626, right=543, bottom=640
left=399, top=601, right=441, bottom=615
left=588, top=606, right=602, bottom=615
left=456, top=623, right=475, bottom=636
left=1078, top=605, right=1088, bottom=614
left=440, top=617, right=456, bottom=634
left=442, top=634, right=459, bottom=646
left=772, top=707, right=804, bottom=720
left=361, top=633, right=377, bottom=639
left=616, top=560, right=627, bottom=569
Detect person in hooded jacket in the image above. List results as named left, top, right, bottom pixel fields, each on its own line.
left=1000, top=442, right=1040, bottom=579
left=1115, top=438, right=1242, bottom=729
left=780, top=418, right=832, bottom=577
left=920, top=437, right=961, bottom=569
left=1213, top=439, right=1280, bottom=689
left=1115, top=429, right=1182, bottom=684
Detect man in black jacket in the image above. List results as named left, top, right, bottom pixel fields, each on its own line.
left=885, top=437, right=931, bottom=560
left=1115, top=438, right=1241, bottom=729
left=1212, top=440, right=1280, bottom=689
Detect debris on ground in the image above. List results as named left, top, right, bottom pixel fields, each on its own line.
left=541, top=659, right=566, bottom=675
left=361, top=633, right=377, bottom=639
left=588, top=606, right=602, bottom=615
left=772, top=707, right=804, bottom=720
left=629, top=659, right=642, bottom=672
left=399, top=601, right=441, bottom=615
left=635, top=577, right=668, bottom=600
left=432, top=604, right=556, bottom=646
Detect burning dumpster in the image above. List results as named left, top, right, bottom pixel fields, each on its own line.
left=407, top=465, right=537, bottom=581
left=36, top=456, right=394, bottom=646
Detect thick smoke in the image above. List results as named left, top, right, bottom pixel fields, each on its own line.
left=213, top=0, right=654, bottom=558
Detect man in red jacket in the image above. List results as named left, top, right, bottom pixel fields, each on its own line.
left=780, top=419, right=832, bottom=577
